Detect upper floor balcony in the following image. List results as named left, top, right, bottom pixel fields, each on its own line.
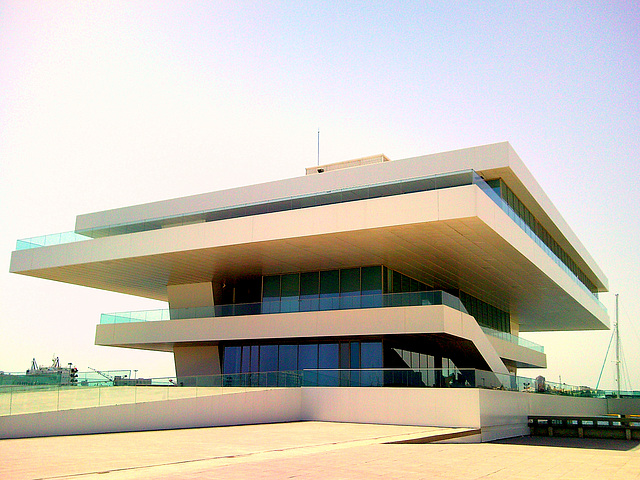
left=99, top=290, right=544, bottom=354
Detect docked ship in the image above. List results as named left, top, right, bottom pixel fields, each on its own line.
left=0, top=357, right=78, bottom=386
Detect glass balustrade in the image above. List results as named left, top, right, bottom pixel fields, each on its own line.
left=100, top=290, right=463, bottom=324
left=2, top=368, right=626, bottom=417
left=480, top=326, right=545, bottom=353
left=99, top=290, right=544, bottom=353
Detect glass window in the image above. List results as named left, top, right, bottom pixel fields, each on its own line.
left=339, top=342, right=350, bottom=369
left=300, top=271, right=319, bottom=296
left=401, top=274, right=411, bottom=293
left=402, top=178, right=428, bottom=194
left=383, top=266, right=391, bottom=294
left=263, top=275, right=280, bottom=299
left=321, top=192, right=343, bottom=205
left=251, top=345, right=259, bottom=372
left=318, top=343, right=339, bottom=368
left=368, top=184, right=392, bottom=198
left=340, top=268, right=360, bottom=295
left=411, top=351, right=419, bottom=369
left=320, top=270, right=339, bottom=295
left=401, top=349, right=411, bottom=367
left=278, top=345, right=297, bottom=371
left=262, top=275, right=281, bottom=314
left=392, top=270, right=402, bottom=293
left=342, top=187, right=369, bottom=202
left=361, top=266, right=382, bottom=293
left=361, top=342, right=383, bottom=368
left=235, top=276, right=262, bottom=304
left=361, top=265, right=383, bottom=308
left=350, top=342, right=360, bottom=369
left=259, top=345, right=278, bottom=372
left=241, top=345, right=251, bottom=373
left=320, top=270, right=340, bottom=310
left=280, top=273, right=300, bottom=312
left=425, top=355, right=436, bottom=386
left=318, top=343, right=339, bottom=386
left=281, top=273, right=300, bottom=297
left=360, top=342, right=383, bottom=387
left=340, top=268, right=361, bottom=309
left=299, top=344, right=318, bottom=369
left=223, top=346, right=241, bottom=375
left=300, top=272, right=319, bottom=311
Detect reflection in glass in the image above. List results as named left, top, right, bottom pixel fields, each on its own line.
left=279, top=344, right=297, bottom=371
left=319, top=343, right=339, bottom=386
left=262, top=275, right=281, bottom=314
left=241, top=346, right=251, bottom=373
left=361, top=342, right=383, bottom=387
left=299, top=343, right=319, bottom=386
left=259, top=345, right=278, bottom=372
left=319, top=270, right=340, bottom=310
left=281, top=273, right=300, bottom=313
left=300, top=271, right=319, bottom=311
left=223, top=346, right=241, bottom=375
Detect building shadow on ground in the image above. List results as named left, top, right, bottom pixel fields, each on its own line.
left=492, top=436, right=640, bottom=452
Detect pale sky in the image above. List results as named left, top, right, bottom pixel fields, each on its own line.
left=1, top=1, right=639, bottom=389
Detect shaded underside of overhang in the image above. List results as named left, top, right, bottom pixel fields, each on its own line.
left=102, top=333, right=494, bottom=369
left=14, top=215, right=605, bottom=332
left=97, top=333, right=545, bottom=369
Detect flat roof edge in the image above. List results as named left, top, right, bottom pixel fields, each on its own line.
left=72, top=142, right=607, bottom=292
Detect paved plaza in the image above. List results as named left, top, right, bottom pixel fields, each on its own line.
left=1, top=421, right=640, bottom=480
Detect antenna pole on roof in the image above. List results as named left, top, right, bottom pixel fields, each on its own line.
left=317, top=128, right=320, bottom=166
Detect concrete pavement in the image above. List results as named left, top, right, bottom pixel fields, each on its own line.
left=1, top=421, right=640, bottom=479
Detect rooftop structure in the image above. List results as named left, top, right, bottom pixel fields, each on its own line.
left=10, top=142, right=609, bottom=385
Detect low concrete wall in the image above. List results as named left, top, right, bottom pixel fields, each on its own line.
left=301, top=387, right=482, bottom=428
left=475, top=390, right=608, bottom=442
left=0, top=387, right=618, bottom=441
left=528, top=393, right=608, bottom=416
left=301, top=388, right=610, bottom=443
left=0, top=388, right=302, bottom=439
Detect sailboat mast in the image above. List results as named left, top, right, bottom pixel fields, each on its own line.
left=615, top=293, right=621, bottom=398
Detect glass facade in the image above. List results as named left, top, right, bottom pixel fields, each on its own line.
left=262, top=266, right=429, bottom=313
left=102, top=265, right=515, bottom=337
left=259, top=266, right=510, bottom=333
left=211, top=269, right=506, bottom=388
left=387, top=347, right=470, bottom=388
left=221, top=339, right=473, bottom=388
left=221, top=339, right=471, bottom=388
left=459, top=291, right=510, bottom=333
left=223, top=340, right=382, bottom=374
left=487, top=178, right=597, bottom=294
left=222, top=340, right=383, bottom=386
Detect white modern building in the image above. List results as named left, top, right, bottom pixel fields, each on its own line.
left=10, top=142, right=609, bottom=390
